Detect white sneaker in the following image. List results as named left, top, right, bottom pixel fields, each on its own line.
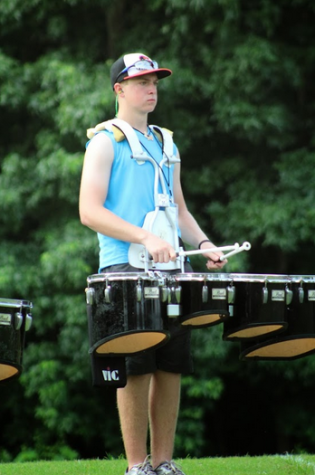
left=125, top=456, right=156, bottom=475
left=155, top=460, right=186, bottom=475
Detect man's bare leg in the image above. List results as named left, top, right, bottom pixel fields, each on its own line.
left=117, top=373, right=152, bottom=470
left=149, top=370, right=181, bottom=468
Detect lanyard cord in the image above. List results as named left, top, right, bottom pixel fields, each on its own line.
left=137, top=134, right=173, bottom=198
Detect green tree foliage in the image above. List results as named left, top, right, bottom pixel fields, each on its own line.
left=1, top=0, right=315, bottom=461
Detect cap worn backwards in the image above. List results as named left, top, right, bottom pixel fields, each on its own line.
left=110, top=53, right=172, bottom=89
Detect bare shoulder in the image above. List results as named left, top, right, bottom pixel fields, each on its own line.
left=81, top=133, right=114, bottom=201
left=85, top=132, right=114, bottom=163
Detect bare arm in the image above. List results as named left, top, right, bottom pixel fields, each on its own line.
left=79, top=133, right=177, bottom=263
left=173, top=160, right=226, bottom=270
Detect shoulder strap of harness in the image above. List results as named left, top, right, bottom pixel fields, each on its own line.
left=109, top=119, right=147, bottom=160
left=87, top=119, right=145, bottom=161
left=87, top=119, right=179, bottom=164
left=149, top=125, right=178, bottom=164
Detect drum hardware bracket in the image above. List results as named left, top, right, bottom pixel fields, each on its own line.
left=147, top=270, right=156, bottom=280
left=227, top=285, right=236, bottom=304
left=25, top=314, right=33, bottom=332
left=85, top=287, right=95, bottom=305
left=227, top=285, right=236, bottom=316
left=285, top=287, right=293, bottom=305
left=202, top=285, right=208, bottom=303
left=161, top=286, right=170, bottom=302
left=136, top=282, right=142, bottom=302
left=14, top=312, right=24, bottom=331
left=152, top=271, right=170, bottom=302
left=104, top=284, right=112, bottom=304
left=262, top=286, right=269, bottom=304
left=174, top=286, right=182, bottom=304
left=154, top=271, right=168, bottom=287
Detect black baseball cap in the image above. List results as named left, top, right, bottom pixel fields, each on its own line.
left=110, top=53, right=172, bottom=89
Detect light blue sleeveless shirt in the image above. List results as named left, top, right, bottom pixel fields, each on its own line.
left=86, top=126, right=179, bottom=270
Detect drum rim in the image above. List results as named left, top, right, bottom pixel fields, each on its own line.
left=0, top=298, right=32, bottom=308
left=87, top=273, right=315, bottom=284
left=229, top=274, right=289, bottom=283
left=87, top=272, right=162, bottom=283
left=288, top=275, right=315, bottom=283
left=173, top=272, right=232, bottom=282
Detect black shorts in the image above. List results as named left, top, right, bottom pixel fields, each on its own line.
left=101, top=262, right=194, bottom=376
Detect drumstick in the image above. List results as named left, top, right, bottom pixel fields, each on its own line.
left=177, top=243, right=239, bottom=257
left=176, top=242, right=251, bottom=261
left=219, top=242, right=251, bottom=261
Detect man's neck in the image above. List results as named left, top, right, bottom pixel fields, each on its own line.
left=116, top=112, right=148, bottom=134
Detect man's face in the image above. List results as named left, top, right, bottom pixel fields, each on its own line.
left=121, top=73, right=159, bottom=113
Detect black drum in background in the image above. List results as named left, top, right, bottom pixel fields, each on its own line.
left=167, top=273, right=231, bottom=329
left=240, top=275, right=315, bottom=360
left=223, top=274, right=290, bottom=341
left=86, top=272, right=170, bottom=356
left=0, top=298, right=33, bottom=382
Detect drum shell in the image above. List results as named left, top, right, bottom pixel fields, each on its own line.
left=0, top=299, right=32, bottom=382
left=223, top=274, right=289, bottom=341
left=171, top=273, right=230, bottom=328
left=86, top=273, right=170, bottom=356
left=288, top=276, right=315, bottom=332
left=240, top=275, right=315, bottom=360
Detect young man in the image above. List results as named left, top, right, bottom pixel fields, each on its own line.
left=79, top=52, right=226, bottom=475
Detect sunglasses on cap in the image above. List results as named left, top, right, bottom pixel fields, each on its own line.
left=114, top=58, right=159, bottom=84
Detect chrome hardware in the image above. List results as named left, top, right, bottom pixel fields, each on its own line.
left=25, top=314, right=33, bottom=332
left=14, top=312, right=23, bottom=331
left=262, top=286, right=268, bottom=304
left=298, top=286, right=304, bottom=303
left=104, top=284, right=112, bottom=303
left=174, top=286, right=182, bottom=304
left=202, top=285, right=208, bottom=303
left=85, top=287, right=95, bottom=305
left=161, top=286, right=170, bottom=302
left=136, top=282, right=142, bottom=302
left=227, top=285, right=235, bottom=304
left=285, top=287, right=293, bottom=305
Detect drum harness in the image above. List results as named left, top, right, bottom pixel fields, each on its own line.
left=88, top=118, right=185, bottom=273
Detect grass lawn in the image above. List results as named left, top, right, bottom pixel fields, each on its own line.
left=1, top=454, right=315, bottom=475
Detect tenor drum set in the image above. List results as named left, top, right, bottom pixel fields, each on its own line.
left=85, top=242, right=315, bottom=364
left=3, top=242, right=314, bottom=390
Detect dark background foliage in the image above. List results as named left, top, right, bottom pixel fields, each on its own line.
left=1, top=0, right=315, bottom=462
